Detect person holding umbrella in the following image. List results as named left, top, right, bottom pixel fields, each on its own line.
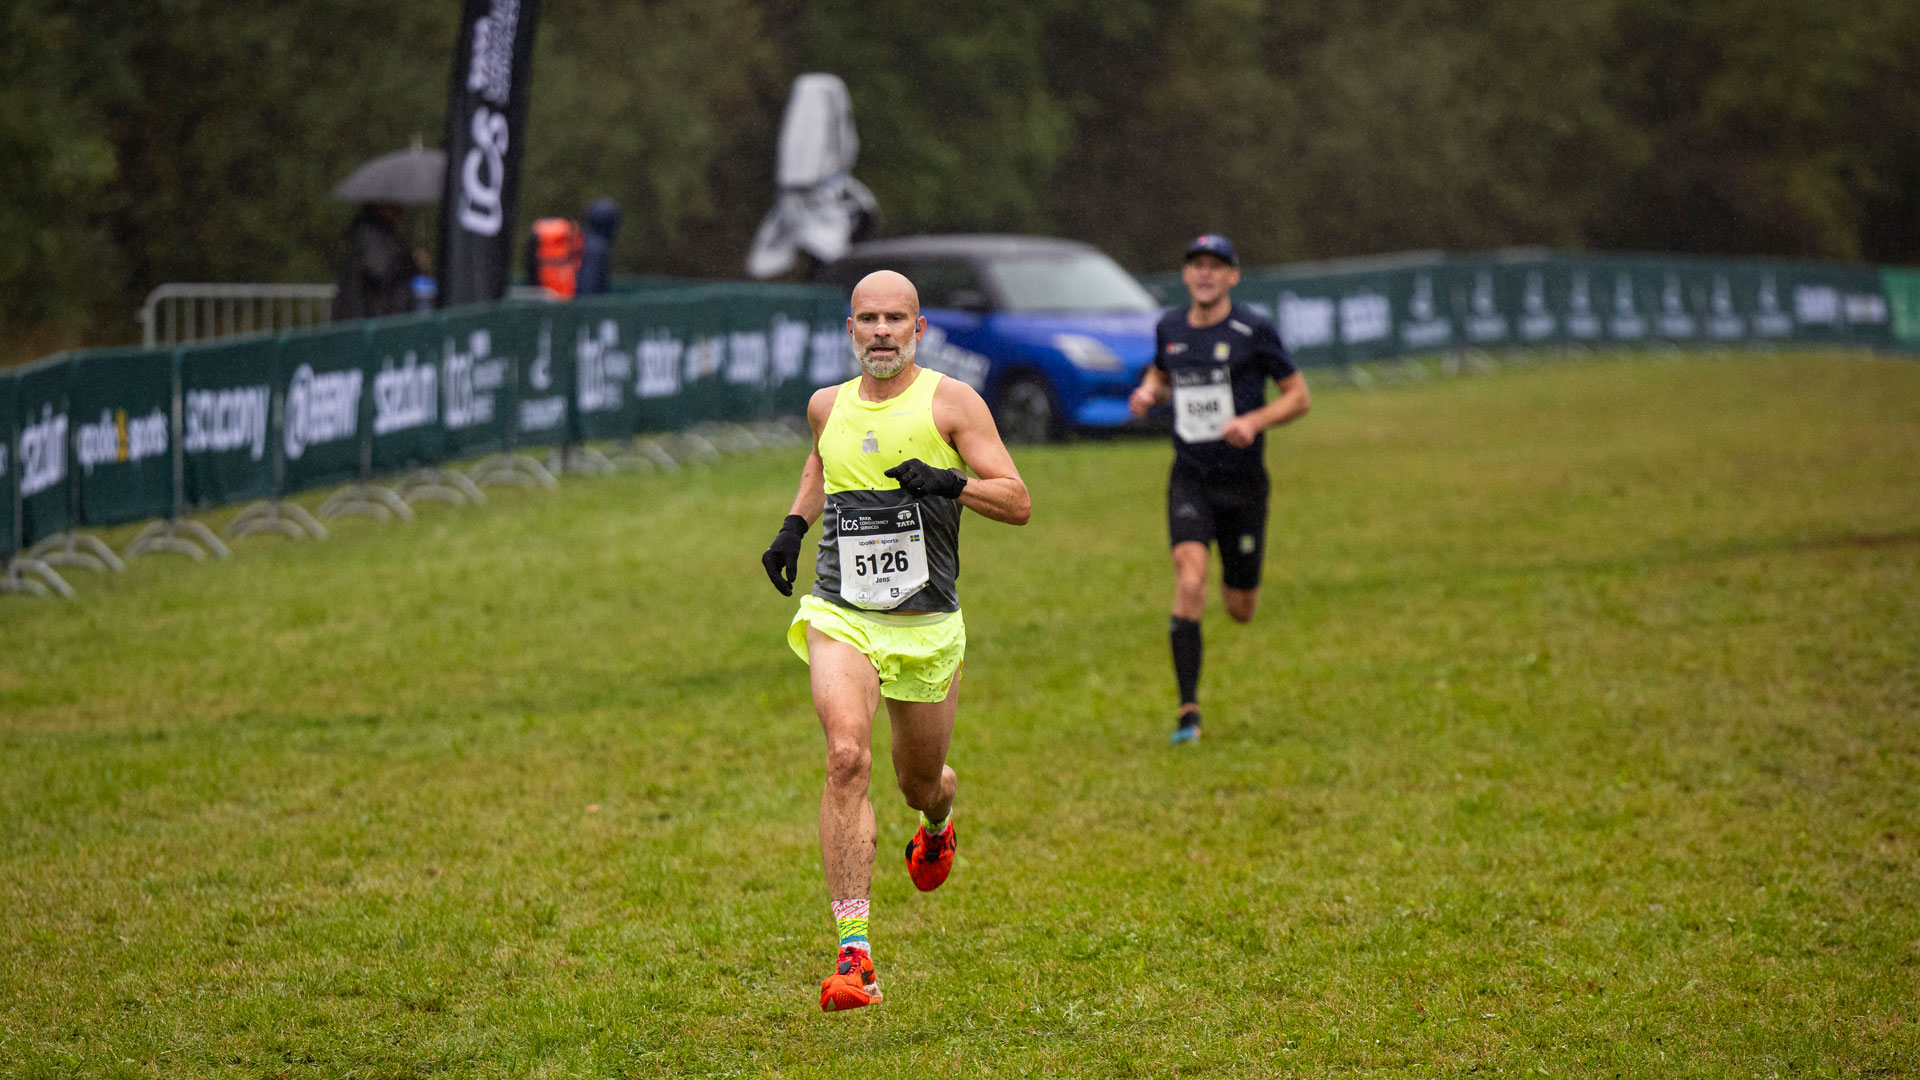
left=335, top=203, right=419, bottom=318
left=331, top=138, right=442, bottom=318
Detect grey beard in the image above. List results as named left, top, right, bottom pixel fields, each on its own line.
left=858, top=340, right=915, bottom=379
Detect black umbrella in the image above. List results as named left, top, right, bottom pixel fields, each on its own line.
left=331, top=138, right=445, bottom=205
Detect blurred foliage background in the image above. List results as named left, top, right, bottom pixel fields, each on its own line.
left=4, top=0, right=1917, bottom=359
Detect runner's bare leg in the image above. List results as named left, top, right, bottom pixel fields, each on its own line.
left=1172, top=541, right=1209, bottom=621
left=810, top=627, right=882, bottom=899
left=1222, top=585, right=1260, bottom=623
left=887, top=677, right=958, bottom=821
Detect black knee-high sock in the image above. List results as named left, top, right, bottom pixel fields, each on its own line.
left=1170, top=616, right=1202, bottom=708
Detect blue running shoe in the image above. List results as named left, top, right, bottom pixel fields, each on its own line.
left=1170, top=711, right=1202, bottom=745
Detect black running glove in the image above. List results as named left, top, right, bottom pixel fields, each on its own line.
left=883, top=458, right=967, bottom=500
left=761, top=514, right=809, bottom=596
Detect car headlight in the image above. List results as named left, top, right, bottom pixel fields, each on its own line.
left=1053, top=333, right=1124, bottom=371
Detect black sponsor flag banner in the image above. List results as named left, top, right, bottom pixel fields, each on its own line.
left=437, top=0, right=542, bottom=308
left=279, top=324, right=373, bottom=494
left=180, top=337, right=279, bottom=509
left=70, top=348, right=173, bottom=528
left=1, top=369, right=17, bottom=559
left=15, top=356, right=72, bottom=546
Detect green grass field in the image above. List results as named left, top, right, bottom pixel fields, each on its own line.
left=3, top=352, right=1917, bottom=1078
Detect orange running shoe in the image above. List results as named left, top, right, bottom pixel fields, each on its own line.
left=904, top=820, right=956, bottom=892
left=819, top=946, right=881, bottom=1011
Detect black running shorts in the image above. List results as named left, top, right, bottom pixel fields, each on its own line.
left=1166, top=465, right=1270, bottom=590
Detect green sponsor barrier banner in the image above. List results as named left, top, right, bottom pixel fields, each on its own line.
left=180, top=336, right=277, bottom=509
left=804, top=308, right=859, bottom=401
left=680, top=291, right=745, bottom=429
left=15, top=356, right=73, bottom=546
left=70, top=347, right=173, bottom=528
left=566, top=297, right=638, bottom=443
left=366, top=314, right=447, bottom=474
left=1886, top=268, right=1920, bottom=348
left=627, top=293, right=710, bottom=435
left=1146, top=251, right=1916, bottom=366
left=5, top=264, right=1906, bottom=562
left=510, top=304, right=570, bottom=447
left=701, top=287, right=772, bottom=426
left=438, top=306, right=520, bottom=459
left=764, top=285, right=857, bottom=418
left=1, top=370, right=16, bottom=559
left=279, top=323, right=372, bottom=493
left=558, top=284, right=848, bottom=441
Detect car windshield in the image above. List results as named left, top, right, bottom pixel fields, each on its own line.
left=980, top=252, right=1159, bottom=314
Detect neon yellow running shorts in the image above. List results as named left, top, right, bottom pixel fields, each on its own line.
left=788, top=594, right=966, bottom=703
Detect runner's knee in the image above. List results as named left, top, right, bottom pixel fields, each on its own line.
left=1173, top=546, right=1209, bottom=596
left=824, top=741, right=872, bottom=789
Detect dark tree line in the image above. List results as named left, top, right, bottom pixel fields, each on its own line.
left=5, top=0, right=1916, bottom=360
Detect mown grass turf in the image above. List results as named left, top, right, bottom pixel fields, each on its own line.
left=3, top=352, right=1916, bottom=1078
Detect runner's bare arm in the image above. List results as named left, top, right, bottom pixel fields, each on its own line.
left=784, top=386, right=837, bottom=525
left=1128, top=365, right=1171, bottom=417
left=934, top=378, right=1031, bottom=526
left=1221, top=371, right=1311, bottom=447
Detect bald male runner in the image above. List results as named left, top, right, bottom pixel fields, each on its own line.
left=760, top=270, right=1031, bottom=1011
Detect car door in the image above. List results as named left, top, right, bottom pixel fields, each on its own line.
left=906, top=258, right=997, bottom=393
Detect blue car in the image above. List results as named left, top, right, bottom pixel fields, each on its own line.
left=817, top=235, right=1162, bottom=442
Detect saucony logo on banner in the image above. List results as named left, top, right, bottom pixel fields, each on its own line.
left=185, top=386, right=270, bottom=461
